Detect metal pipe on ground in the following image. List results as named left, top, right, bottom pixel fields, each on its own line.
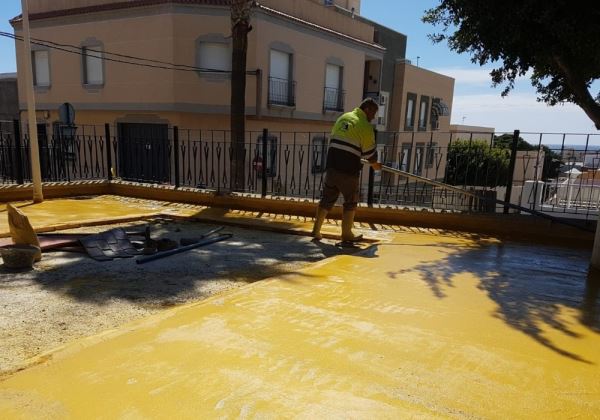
left=136, top=233, right=232, bottom=265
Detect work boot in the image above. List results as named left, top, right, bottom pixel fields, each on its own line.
left=341, top=210, right=363, bottom=242
left=311, top=207, right=328, bottom=240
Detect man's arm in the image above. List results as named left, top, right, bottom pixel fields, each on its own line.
left=360, top=126, right=381, bottom=170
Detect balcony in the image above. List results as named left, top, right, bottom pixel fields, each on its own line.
left=268, top=77, right=296, bottom=107
left=364, top=91, right=380, bottom=103
left=323, top=87, right=345, bottom=112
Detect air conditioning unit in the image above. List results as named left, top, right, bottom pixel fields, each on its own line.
left=379, top=92, right=389, bottom=106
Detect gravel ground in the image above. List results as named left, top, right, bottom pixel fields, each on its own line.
left=0, top=218, right=352, bottom=377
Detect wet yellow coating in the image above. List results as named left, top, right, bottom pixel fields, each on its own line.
left=0, top=197, right=598, bottom=418
left=0, top=196, right=163, bottom=236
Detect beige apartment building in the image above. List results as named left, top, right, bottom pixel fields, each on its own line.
left=10, top=0, right=456, bottom=190
left=12, top=0, right=385, bottom=132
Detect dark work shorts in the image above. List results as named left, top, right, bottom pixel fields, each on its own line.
left=318, top=167, right=359, bottom=211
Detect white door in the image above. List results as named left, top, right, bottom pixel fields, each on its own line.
left=270, top=50, right=290, bottom=80
left=270, top=50, right=290, bottom=103
left=325, top=64, right=340, bottom=89
left=325, top=64, right=341, bottom=109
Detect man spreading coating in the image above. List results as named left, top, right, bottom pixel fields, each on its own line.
left=311, top=97, right=382, bottom=242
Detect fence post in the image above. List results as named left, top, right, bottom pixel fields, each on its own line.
left=173, top=126, right=180, bottom=188
left=367, top=167, right=375, bottom=207
left=12, top=119, right=24, bottom=185
left=261, top=128, right=268, bottom=198
left=504, top=129, right=520, bottom=214
left=104, top=123, right=112, bottom=181
left=367, top=128, right=377, bottom=207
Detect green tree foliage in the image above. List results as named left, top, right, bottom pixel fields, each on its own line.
left=423, top=1, right=600, bottom=129
left=493, top=134, right=562, bottom=180
left=446, top=139, right=511, bottom=187
left=493, top=134, right=536, bottom=151
left=447, top=136, right=562, bottom=187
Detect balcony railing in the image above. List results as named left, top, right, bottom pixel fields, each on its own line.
left=268, top=77, right=296, bottom=107
left=323, top=87, right=345, bottom=112
left=364, top=91, right=380, bottom=103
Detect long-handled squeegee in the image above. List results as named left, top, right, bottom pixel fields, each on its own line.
left=366, top=161, right=593, bottom=232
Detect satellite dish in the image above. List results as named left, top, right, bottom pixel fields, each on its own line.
left=58, top=102, right=75, bottom=125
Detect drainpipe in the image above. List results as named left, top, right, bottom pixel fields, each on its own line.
left=20, top=0, right=44, bottom=202
left=255, top=69, right=262, bottom=118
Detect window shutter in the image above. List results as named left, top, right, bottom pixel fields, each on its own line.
left=33, top=50, right=50, bottom=86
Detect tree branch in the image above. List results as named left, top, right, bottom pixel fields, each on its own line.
left=553, top=55, right=600, bottom=130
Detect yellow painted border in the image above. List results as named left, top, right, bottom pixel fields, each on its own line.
left=0, top=182, right=593, bottom=247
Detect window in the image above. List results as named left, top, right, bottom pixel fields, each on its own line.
left=400, top=143, right=411, bottom=172
left=373, top=29, right=380, bottom=44
left=269, top=49, right=294, bottom=106
left=418, top=96, right=429, bottom=131
left=197, top=42, right=231, bottom=71
left=82, top=46, right=103, bottom=85
left=32, top=50, right=50, bottom=87
left=404, top=93, right=416, bottom=131
left=414, top=143, right=425, bottom=175
left=430, top=97, right=447, bottom=131
left=324, top=64, right=344, bottom=111
left=311, top=136, right=327, bottom=173
left=426, top=142, right=437, bottom=168
left=256, top=135, right=278, bottom=177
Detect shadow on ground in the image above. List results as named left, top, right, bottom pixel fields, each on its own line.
left=386, top=241, right=600, bottom=364
left=0, top=219, right=364, bottom=307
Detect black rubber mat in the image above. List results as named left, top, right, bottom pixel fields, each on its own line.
left=79, top=228, right=140, bottom=261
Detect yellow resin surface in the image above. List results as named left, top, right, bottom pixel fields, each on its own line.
left=0, top=197, right=598, bottom=418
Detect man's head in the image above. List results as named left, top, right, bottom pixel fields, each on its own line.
left=359, top=97, right=379, bottom=122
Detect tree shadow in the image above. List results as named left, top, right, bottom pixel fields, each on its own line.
left=0, top=220, right=368, bottom=307
left=386, top=241, right=598, bottom=364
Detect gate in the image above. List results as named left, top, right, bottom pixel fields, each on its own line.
left=117, top=123, right=170, bottom=183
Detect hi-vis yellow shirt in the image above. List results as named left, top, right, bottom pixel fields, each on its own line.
left=326, top=107, right=377, bottom=175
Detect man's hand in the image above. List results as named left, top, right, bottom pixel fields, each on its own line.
left=370, top=162, right=382, bottom=171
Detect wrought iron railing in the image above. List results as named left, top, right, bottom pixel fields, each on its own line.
left=2, top=120, right=599, bottom=221
left=0, top=120, right=21, bottom=184
left=323, top=87, right=344, bottom=112
left=268, top=77, right=296, bottom=107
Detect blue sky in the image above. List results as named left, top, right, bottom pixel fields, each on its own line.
left=0, top=0, right=598, bottom=136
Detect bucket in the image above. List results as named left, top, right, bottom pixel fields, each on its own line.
left=0, top=244, right=41, bottom=269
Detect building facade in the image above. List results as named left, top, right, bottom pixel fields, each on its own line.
left=10, top=0, right=457, bottom=191
left=0, top=73, right=19, bottom=121
left=12, top=0, right=386, bottom=133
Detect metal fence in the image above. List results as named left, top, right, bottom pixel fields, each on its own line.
left=2, top=120, right=599, bottom=221
left=366, top=130, right=600, bottom=221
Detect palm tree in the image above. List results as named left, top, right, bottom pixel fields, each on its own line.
left=230, top=0, right=253, bottom=191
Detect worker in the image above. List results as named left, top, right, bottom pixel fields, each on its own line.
left=311, top=97, right=382, bottom=242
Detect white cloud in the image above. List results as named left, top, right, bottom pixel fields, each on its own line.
left=430, top=67, right=494, bottom=85
left=431, top=67, right=535, bottom=90
left=451, top=93, right=598, bottom=134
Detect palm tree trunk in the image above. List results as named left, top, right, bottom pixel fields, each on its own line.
left=230, top=0, right=252, bottom=191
